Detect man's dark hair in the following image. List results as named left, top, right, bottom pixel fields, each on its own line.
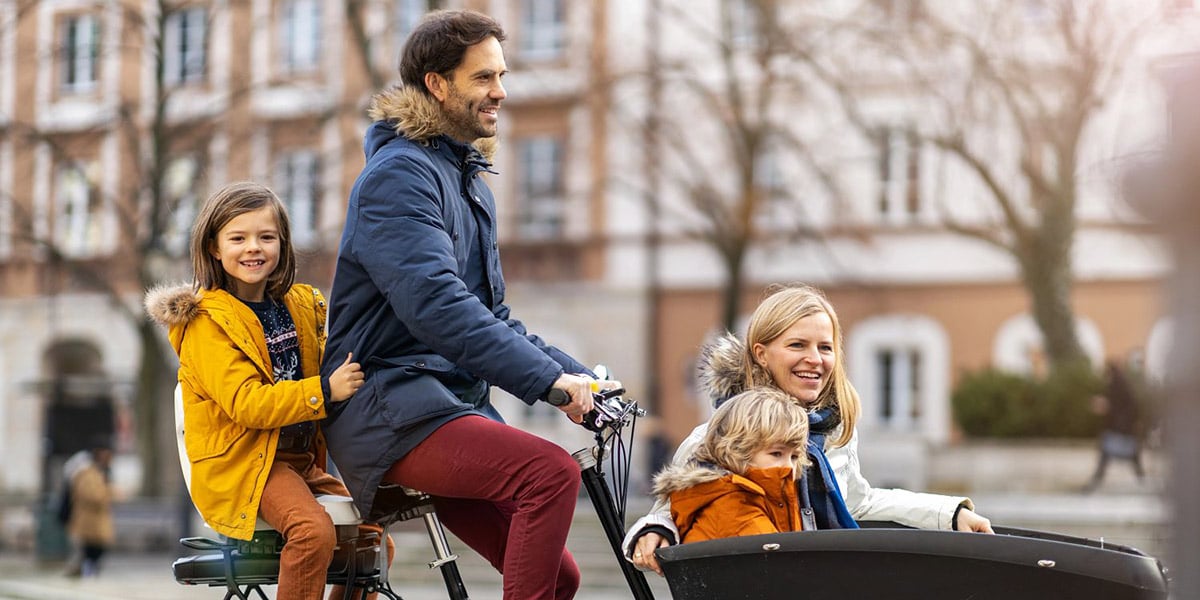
left=400, top=10, right=506, bottom=97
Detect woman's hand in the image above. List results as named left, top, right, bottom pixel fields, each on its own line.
left=632, top=531, right=670, bottom=576
left=329, top=353, right=364, bottom=402
left=955, top=507, right=994, bottom=533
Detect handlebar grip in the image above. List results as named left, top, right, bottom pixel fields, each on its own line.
left=547, top=388, right=570, bottom=406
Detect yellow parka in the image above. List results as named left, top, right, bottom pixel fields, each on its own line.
left=145, top=283, right=329, bottom=540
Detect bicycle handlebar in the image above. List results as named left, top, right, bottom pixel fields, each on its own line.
left=547, top=387, right=644, bottom=433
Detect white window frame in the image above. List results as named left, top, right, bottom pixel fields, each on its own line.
left=0, top=150, right=9, bottom=260
left=728, top=0, right=758, bottom=48
left=874, top=346, right=922, bottom=430
left=163, top=6, right=208, bottom=87
left=274, top=150, right=320, bottom=248
left=279, top=0, right=321, bottom=75
left=162, top=156, right=201, bottom=257
left=877, top=126, right=922, bottom=225
left=60, top=13, right=99, bottom=95
left=516, top=137, right=564, bottom=240
left=519, top=0, right=565, bottom=61
left=848, top=314, right=951, bottom=443
left=54, top=163, right=104, bottom=258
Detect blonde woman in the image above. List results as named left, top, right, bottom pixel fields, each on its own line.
left=625, top=284, right=993, bottom=575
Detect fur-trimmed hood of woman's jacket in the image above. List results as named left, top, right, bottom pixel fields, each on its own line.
left=365, top=85, right=497, bottom=161
left=696, top=332, right=750, bottom=408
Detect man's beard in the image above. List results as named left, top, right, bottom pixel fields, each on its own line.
left=445, top=83, right=497, bottom=141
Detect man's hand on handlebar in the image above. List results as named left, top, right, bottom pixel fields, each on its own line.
left=548, top=373, right=604, bottom=423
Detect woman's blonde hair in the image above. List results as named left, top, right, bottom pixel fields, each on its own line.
left=695, top=387, right=810, bottom=475
left=743, top=283, right=861, bottom=447
left=189, top=181, right=296, bottom=300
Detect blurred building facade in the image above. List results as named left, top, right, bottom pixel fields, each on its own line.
left=0, top=0, right=1193, bottom=505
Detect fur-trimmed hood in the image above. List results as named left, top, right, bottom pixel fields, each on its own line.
left=653, top=462, right=801, bottom=543
left=652, top=461, right=731, bottom=499
left=366, top=86, right=497, bottom=162
left=697, top=332, right=748, bottom=407
left=144, top=282, right=201, bottom=328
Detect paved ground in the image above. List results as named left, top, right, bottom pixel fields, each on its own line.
left=0, top=441, right=1170, bottom=599
left=0, top=489, right=1167, bottom=600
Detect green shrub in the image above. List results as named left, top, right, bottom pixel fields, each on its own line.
left=951, top=365, right=1103, bottom=439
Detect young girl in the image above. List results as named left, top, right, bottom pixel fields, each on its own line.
left=652, top=387, right=810, bottom=543
left=145, top=181, right=377, bottom=600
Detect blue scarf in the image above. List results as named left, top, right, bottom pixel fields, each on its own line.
left=801, top=407, right=858, bottom=529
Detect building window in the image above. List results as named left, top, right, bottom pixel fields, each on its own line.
left=274, top=150, right=320, bottom=247
left=162, top=157, right=200, bottom=257
left=519, top=0, right=565, bottom=61
left=875, top=347, right=922, bottom=429
left=395, top=0, right=437, bottom=47
left=59, top=14, right=99, bottom=94
left=727, top=0, right=759, bottom=47
left=876, top=127, right=921, bottom=224
left=54, top=163, right=105, bottom=257
left=1165, top=0, right=1198, bottom=15
left=279, top=0, right=321, bottom=75
left=752, top=141, right=791, bottom=229
left=516, top=137, right=564, bottom=240
left=0, top=155, right=9, bottom=260
left=163, top=7, right=207, bottom=87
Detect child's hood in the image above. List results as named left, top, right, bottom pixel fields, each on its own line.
left=653, top=461, right=731, bottom=498
left=654, top=462, right=796, bottom=513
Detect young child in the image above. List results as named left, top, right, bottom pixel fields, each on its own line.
left=145, top=181, right=383, bottom=600
left=652, top=387, right=809, bottom=543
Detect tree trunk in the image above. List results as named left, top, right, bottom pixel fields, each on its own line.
left=720, top=244, right=747, bottom=334
left=1016, top=209, right=1088, bottom=372
left=135, top=317, right=177, bottom=497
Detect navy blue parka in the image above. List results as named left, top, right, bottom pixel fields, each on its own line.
left=321, top=86, right=590, bottom=516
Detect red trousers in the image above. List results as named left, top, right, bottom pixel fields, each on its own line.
left=259, top=452, right=394, bottom=600
left=383, top=415, right=581, bottom=600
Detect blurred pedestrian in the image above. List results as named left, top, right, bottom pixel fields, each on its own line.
left=1083, top=358, right=1147, bottom=493
left=63, top=437, right=114, bottom=578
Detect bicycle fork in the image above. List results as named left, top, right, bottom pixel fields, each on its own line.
left=572, top=448, right=657, bottom=600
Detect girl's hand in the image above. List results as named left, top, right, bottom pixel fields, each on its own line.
left=329, top=353, right=364, bottom=402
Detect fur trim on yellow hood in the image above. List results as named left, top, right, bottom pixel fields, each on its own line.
left=144, top=283, right=201, bottom=328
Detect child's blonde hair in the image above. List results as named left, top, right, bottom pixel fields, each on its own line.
left=189, top=181, right=295, bottom=300
left=695, top=387, right=810, bottom=475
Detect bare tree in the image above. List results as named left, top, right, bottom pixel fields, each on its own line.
left=624, top=0, right=842, bottom=331
left=820, top=0, right=1167, bottom=372
left=0, top=2, right=218, bottom=496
